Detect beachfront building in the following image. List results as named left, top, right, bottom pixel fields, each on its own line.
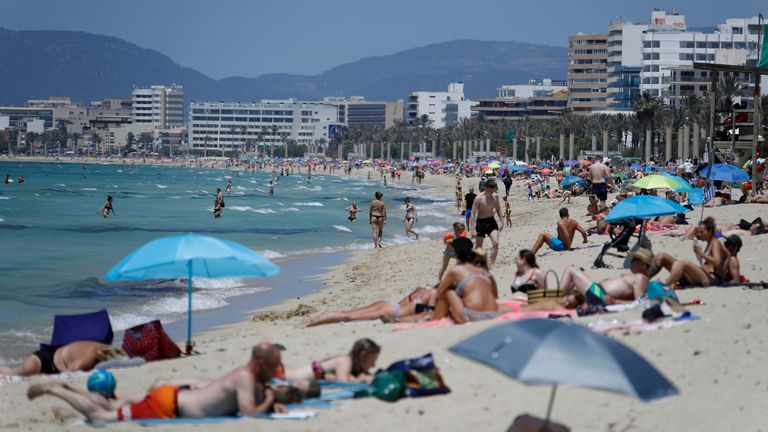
left=132, top=84, right=184, bottom=129
left=405, top=82, right=473, bottom=128
left=640, top=10, right=762, bottom=103
left=472, top=79, right=568, bottom=121
left=567, top=33, right=609, bottom=114
left=323, top=97, right=403, bottom=129
left=0, top=106, right=55, bottom=130
left=606, top=19, right=647, bottom=112
left=188, top=99, right=339, bottom=154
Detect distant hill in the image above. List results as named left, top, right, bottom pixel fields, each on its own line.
left=0, top=27, right=567, bottom=105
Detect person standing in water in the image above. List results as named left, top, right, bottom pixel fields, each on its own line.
left=214, top=188, right=224, bottom=218
left=403, top=197, right=419, bottom=239
left=346, top=202, right=361, bottom=222
left=98, top=195, right=116, bottom=218
left=268, top=180, right=274, bottom=196
left=369, top=191, right=387, bottom=248
left=226, top=180, right=233, bottom=194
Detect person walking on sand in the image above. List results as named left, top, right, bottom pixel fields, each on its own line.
left=588, top=159, right=613, bottom=210
left=403, top=197, right=419, bottom=239
left=464, top=186, right=477, bottom=227
left=345, top=201, right=361, bottom=222
left=502, top=195, right=512, bottom=227
left=530, top=207, right=588, bottom=255
left=455, top=179, right=463, bottom=213
left=470, top=179, right=503, bottom=268
left=98, top=195, right=116, bottom=218
left=27, top=343, right=286, bottom=421
left=369, top=191, right=387, bottom=248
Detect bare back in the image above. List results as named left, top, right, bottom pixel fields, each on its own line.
left=177, top=367, right=259, bottom=418
left=589, top=163, right=609, bottom=184
left=556, top=217, right=581, bottom=249
left=600, top=273, right=648, bottom=301
left=370, top=199, right=385, bottom=217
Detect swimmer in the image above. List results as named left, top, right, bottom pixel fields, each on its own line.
left=226, top=180, right=233, bottom=194
left=269, top=180, right=274, bottom=196
left=214, top=188, right=224, bottom=218
left=17, top=175, right=24, bottom=184
left=98, top=195, right=116, bottom=218
left=345, top=201, right=361, bottom=222
left=4, top=174, right=10, bottom=184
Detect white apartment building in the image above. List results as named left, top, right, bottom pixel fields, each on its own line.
left=132, top=84, right=184, bottom=128
left=496, top=79, right=567, bottom=99
left=406, top=82, right=473, bottom=128
left=640, top=10, right=761, bottom=100
left=188, top=100, right=339, bottom=153
left=606, top=20, right=647, bottom=111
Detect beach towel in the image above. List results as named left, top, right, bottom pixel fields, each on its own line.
left=125, top=410, right=318, bottom=427
left=393, top=310, right=576, bottom=332
left=386, top=353, right=450, bottom=398
left=42, top=309, right=113, bottom=350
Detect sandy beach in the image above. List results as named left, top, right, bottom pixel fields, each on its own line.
left=1, top=163, right=767, bottom=431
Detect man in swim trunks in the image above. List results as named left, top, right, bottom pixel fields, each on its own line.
left=470, top=180, right=503, bottom=268
left=559, top=248, right=652, bottom=304
left=530, top=207, right=588, bottom=255
left=27, top=342, right=286, bottom=421
left=588, top=159, right=613, bottom=210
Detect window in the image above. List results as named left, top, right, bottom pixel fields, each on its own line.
left=680, top=41, right=695, bottom=49
left=732, top=27, right=743, bottom=35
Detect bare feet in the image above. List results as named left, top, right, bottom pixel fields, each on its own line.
left=0, top=366, right=13, bottom=376
left=27, top=382, right=63, bottom=400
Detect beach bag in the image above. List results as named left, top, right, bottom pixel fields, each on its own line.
left=122, top=320, right=181, bottom=361
left=386, top=353, right=450, bottom=397
left=368, top=369, right=405, bottom=402
left=42, top=309, right=113, bottom=350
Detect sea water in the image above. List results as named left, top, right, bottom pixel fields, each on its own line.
left=0, top=162, right=454, bottom=362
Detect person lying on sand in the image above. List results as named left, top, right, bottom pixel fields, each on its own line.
left=652, top=217, right=728, bottom=287
left=302, top=287, right=437, bottom=327
left=27, top=342, right=286, bottom=421
left=429, top=238, right=500, bottom=324
left=498, top=292, right=586, bottom=314
left=284, top=338, right=380, bottom=384
left=0, top=341, right=124, bottom=377
left=530, top=207, right=588, bottom=255
left=559, top=248, right=652, bottom=305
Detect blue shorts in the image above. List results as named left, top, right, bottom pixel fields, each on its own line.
left=550, top=237, right=566, bottom=251
left=465, top=209, right=471, bottom=219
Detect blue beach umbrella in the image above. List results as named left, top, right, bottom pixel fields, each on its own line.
left=560, top=176, right=583, bottom=188
left=702, top=164, right=749, bottom=183
left=605, top=195, right=689, bottom=222
left=450, top=320, right=677, bottom=425
left=105, top=233, right=280, bottom=354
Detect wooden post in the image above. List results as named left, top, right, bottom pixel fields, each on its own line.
left=559, top=133, right=565, bottom=160
left=512, top=138, right=518, bottom=160
left=665, top=126, right=672, bottom=161
left=692, top=123, right=700, bottom=161
left=568, top=133, right=575, bottom=160
left=525, top=137, right=530, bottom=163
left=677, top=127, right=684, bottom=160
left=602, top=130, right=608, bottom=157
left=645, top=129, right=652, bottom=162
left=535, top=137, right=541, bottom=161
left=683, top=125, right=690, bottom=160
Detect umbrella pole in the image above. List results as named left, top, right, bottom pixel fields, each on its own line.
left=186, top=262, right=193, bottom=355
left=544, top=384, right=557, bottom=427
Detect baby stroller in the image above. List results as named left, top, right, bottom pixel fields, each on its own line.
left=593, top=217, right=649, bottom=268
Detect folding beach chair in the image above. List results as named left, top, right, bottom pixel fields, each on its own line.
left=687, top=188, right=704, bottom=207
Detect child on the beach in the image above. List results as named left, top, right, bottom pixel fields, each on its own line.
left=285, top=338, right=380, bottom=383
left=503, top=196, right=512, bottom=227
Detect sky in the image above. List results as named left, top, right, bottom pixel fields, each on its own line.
left=1, top=0, right=764, bottom=79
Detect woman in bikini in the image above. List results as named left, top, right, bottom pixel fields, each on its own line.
left=369, top=191, right=387, bottom=248
left=455, top=179, right=463, bottom=213
left=653, top=217, right=728, bottom=287
left=284, top=339, right=380, bottom=383
left=509, top=249, right=545, bottom=297
left=345, top=202, right=361, bottom=222
left=98, top=195, right=115, bottom=218
left=431, top=238, right=499, bottom=324
left=302, top=286, right=437, bottom=327
left=438, top=222, right=468, bottom=280
left=403, top=197, right=419, bottom=239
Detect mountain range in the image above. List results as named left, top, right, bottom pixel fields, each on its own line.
left=0, top=27, right=567, bottom=105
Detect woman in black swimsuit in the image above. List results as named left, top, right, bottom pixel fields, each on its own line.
left=403, top=197, right=419, bottom=239
left=99, top=195, right=115, bottom=218
left=510, top=249, right=545, bottom=296
left=369, top=191, right=386, bottom=248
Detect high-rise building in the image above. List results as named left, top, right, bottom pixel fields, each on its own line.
left=640, top=10, right=761, bottom=102
left=567, top=34, right=609, bottom=114
left=132, top=84, right=184, bottom=128
left=472, top=79, right=568, bottom=121
left=606, top=20, right=647, bottom=111
left=406, top=83, right=474, bottom=128
left=188, top=99, right=339, bottom=153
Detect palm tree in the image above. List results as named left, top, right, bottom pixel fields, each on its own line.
left=717, top=75, right=745, bottom=112
left=634, top=92, right=664, bottom=158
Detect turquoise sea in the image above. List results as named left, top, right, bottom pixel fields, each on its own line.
left=0, top=161, right=454, bottom=363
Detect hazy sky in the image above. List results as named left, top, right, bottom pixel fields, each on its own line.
left=1, top=0, right=763, bottom=78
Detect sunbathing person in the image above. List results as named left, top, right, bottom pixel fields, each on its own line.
left=0, top=341, right=124, bottom=377
left=430, top=238, right=500, bottom=323
left=653, top=217, right=728, bottom=287
left=745, top=193, right=768, bottom=204
left=509, top=249, right=546, bottom=297
left=498, top=292, right=586, bottom=313
left=28, top=342, right=286, bottom=421
left=284, top=338, right=380, bottom=383
left=530, top=207, right=588, bottom=255
left=559, top=248, right=653, bottom=304
left=302, top=286, right=437, bottom=327
left=438, top=222, right=469, bottom=280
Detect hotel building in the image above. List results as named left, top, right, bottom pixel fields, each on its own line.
left=132, top=84, right=184, bottom=128
left=567, top=34, right=609, bottom=114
